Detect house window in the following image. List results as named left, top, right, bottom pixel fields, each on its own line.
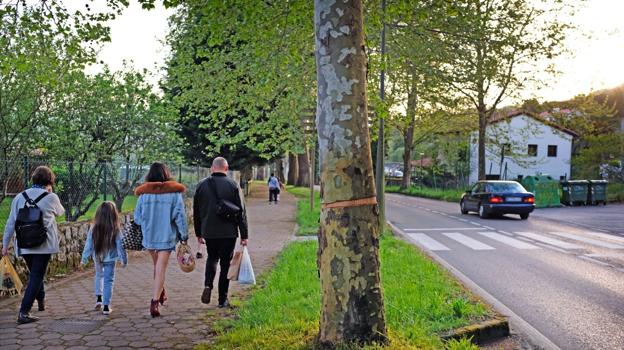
left=528, top=144, right=538, bottom=157
left=548, top=145, right=558, bottom=157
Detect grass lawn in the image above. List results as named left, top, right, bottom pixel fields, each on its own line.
left=389, top=183, right=624, bottom=203
left=286, top=186, right=321, bottom=236
left=0, top=195, right=137, bottom=239
left=386, top=186, right=465, bottom=203
left=207, top=233, right=489, bottom=350
left=607, top=183, right=624, bottom=202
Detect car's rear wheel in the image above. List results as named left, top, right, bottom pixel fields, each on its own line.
left=460, top=200, right=469, bottom=214
left=478, top=204, right=488, bottom=219
left=520, top=213, right=529, bottom=220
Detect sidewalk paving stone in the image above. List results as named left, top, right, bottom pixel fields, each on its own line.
left=0, top=184, right=296, bottom=349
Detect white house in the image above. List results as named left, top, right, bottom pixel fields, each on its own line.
left=468, top=111, right=578, bottom=184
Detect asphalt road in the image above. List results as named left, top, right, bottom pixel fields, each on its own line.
left=531, top=203, right=624, bottom=234
left=386, top=193, right=624, bottom=350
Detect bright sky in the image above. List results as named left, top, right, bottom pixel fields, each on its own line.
left=92, top=1, right=624, bottom=101
left=540, top=0, right=624, bottom=101
left=85, top=2, right=173, bottom=84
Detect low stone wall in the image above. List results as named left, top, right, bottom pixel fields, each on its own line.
left=8, top=199, right=194, bottom=282
left=8, top=213, right=134, bottom=281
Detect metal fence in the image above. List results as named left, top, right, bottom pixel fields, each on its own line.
left=0, top=158, right=211, bottom=222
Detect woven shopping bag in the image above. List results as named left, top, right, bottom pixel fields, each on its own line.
left=121, top=221, right=143, bottom=251
left=176, top=243, right=195, bottom=273
left=0, top=256, right=23, bottom=297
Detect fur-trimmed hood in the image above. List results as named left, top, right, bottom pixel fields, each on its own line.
left=134, top=181, right=187, bottom=196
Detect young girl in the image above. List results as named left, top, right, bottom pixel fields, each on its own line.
left=81, top=201, right=127, bottom=315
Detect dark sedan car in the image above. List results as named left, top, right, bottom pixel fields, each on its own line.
left=460, top=181, right=535, bottom=219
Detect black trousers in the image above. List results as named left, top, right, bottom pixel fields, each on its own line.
left=20, top=254, right=51, bottom=314
left=269, top=188, right=279, bottom=202
left=204, top=238, right=237, bottom=303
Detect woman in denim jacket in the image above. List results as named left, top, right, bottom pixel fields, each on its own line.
left=134, top=162, right=189, bottom=317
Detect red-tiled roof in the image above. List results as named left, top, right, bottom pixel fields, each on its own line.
left=488, top=110, right=579, bottom=137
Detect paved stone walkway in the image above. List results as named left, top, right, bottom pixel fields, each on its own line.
left=0, top=184, right=296, bottom=350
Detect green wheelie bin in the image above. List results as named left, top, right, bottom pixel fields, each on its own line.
left=521, top=175, right=561, bottom=208
left=588, top=180, right=608, bottom=205
left=560, top=180, right=589, bottom=206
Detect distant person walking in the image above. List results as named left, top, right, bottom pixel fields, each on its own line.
left=134, top=162, right=189, bottom=317
left=80, top=201, right=127, bottom=316
left=193, top=157, right=248, bottom=308
left=1, top=166, right=65, bottom=324
left=267, top=173, right=280, bottom=204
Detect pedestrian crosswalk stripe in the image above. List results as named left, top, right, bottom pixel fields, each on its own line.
left=442, top=232, right=495, bottom=250
left=515, top=232, right=583, bottom=250
left=476, top=232, right=541, bottom=250
left=581, top=231, right=624, bottom=245
left=549, top=232, right=624, bottom=249
left=407, top=233, right=450, bottom=251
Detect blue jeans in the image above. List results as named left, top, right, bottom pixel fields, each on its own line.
left=94, top=261, right=116, bottom=306
left=20, top=254, right=51, bottom=314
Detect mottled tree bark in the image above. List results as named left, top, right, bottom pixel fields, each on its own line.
left=314, top=0, right=387, bottom=346
left=287, top=152, right=299, bottom=185
left=297, top=148, right=310, bottom=187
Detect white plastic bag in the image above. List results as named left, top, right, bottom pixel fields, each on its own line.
left=238, top=246, right=256, bottom=285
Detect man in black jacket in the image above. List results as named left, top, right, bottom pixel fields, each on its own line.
left=194, top=157, right=248, bottom=308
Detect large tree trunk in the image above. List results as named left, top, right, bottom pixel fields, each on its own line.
left=287, top=152, right=299, bottom=185
left=401, top=77, right=417, bottom=189
left=401, top=123, right=415, bottom=189
left=478, top=107, right=487, bottom=180
left=296, top=148, right=310, bottom=187
left=314, top=0, right=387, bottom=346
left=276, top=158, right=286, bottom=183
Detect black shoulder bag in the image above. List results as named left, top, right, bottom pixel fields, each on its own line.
left=15, top=191, right=49, bottom=249
left=208, top=177, right=242, bottom=224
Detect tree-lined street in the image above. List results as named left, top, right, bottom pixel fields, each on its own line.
left=387, top=193, right=624, bottom=350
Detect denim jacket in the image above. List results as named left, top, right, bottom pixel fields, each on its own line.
left=81, top=229, right=128, bottom=266
left=133, top=181, right=189, bottom=250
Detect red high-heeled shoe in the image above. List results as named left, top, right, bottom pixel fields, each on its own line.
left=150, top=299, right=160, bottom=317
left=159, top=288, right=168, bottom=306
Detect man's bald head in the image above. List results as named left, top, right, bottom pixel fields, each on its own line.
left=211, top=157, right=229, bottom=173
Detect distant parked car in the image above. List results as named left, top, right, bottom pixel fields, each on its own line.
left=384, top=168, right=403, bottom=178
left=460, top=181, right=535, bottom=219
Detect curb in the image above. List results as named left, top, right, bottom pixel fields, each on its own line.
left=440, top=316, right=510, bottom=344
left=387, top=221, right=560, bottom=350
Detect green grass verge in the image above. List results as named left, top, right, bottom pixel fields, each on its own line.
left=386, top=186, right=464, bottom=203
left=286, top=186, right=321, bottom=236
left=206, top=234, right=489, bottom=350
left=388, top=183, right=624, bottom=203
left=0, top=195, right=137, bottom=239
left=607, top=183, right=624, bottom=202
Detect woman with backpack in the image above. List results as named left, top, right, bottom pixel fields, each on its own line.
left=1, top=166, right=65, bottom=324
left=133, top=162, right=189, bottom=317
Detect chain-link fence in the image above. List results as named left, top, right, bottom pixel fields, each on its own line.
left=0, top=158, right=211, bottom=222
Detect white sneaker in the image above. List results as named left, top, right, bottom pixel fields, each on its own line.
left=102, top=305, right=111, bottom=315
left=94, top=301, right=102, bottom=311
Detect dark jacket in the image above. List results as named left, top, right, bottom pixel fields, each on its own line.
left=193, top=173, right=248, bottom=240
